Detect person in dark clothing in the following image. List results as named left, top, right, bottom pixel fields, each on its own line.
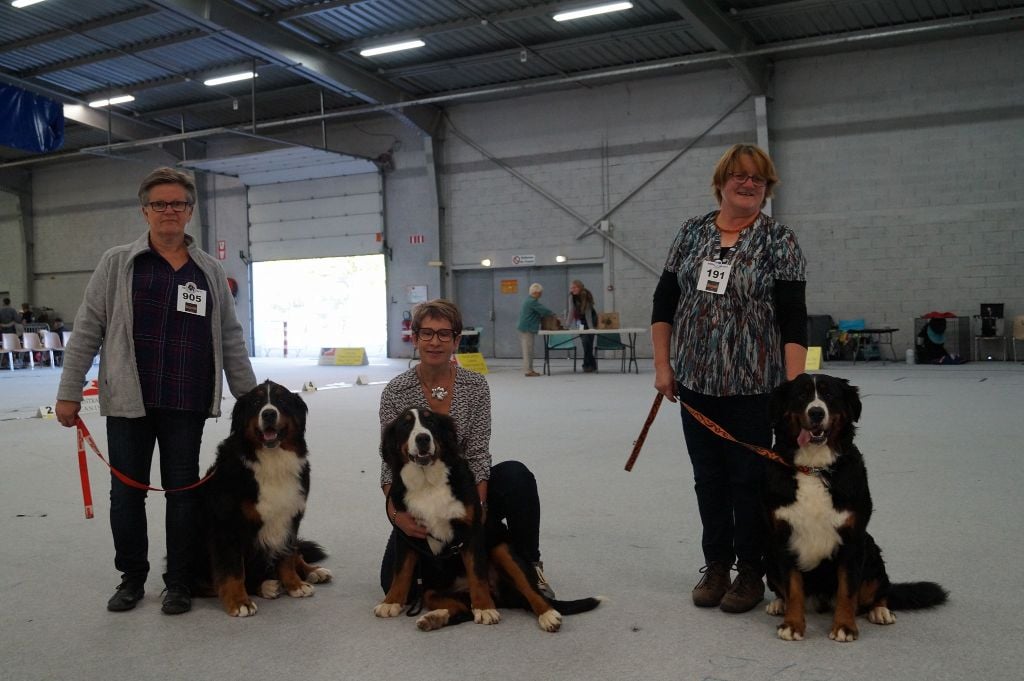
left=569, top=279, right=598, bottom=372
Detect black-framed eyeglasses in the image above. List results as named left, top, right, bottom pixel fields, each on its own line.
left=728, top=172, right=767, bottom=187
left=415, top=328, right=456, bottom=342
left=146, top=200, right=193, bottom=212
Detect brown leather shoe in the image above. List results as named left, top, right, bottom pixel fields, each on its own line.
left=691, top=562, right=731, bottom=607
left=719, top=563, right=765, bottom=613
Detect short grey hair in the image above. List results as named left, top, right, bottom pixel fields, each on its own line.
left=529, top=283, right=543, bottom=294
left=138, top=167, right=197, bottom=206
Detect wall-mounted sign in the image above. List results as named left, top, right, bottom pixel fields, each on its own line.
left=406, top=285, right=427, bottom=303
left=216, top=240, right=226, bottom=260
left=511, top=254, right=536, bottom=265
left=500, top=279, right=518, bottom=294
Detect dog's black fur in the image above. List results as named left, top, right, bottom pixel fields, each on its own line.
left=764, top=373, right=947, bottom=641
left=375, top=407, right=601, bottom=631
left=191, top=380, right=331, bottom=616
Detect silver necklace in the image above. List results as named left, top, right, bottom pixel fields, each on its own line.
left=418, top=367, right=452, bottom=401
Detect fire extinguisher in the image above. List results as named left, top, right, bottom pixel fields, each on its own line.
left=401, top=310, right=413, bottom=342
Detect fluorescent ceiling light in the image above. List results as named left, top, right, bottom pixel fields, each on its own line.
left=204, top=71, right=256, bottom=86
left=12, top=0, right=48, bottom=8
left=359, top=40, right=425, bottom=57
left=88, top=95, right=135, bottom=108
left=553, top=2, right=633, bottom=22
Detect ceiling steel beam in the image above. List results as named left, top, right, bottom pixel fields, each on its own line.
left=16, top=30, right=205, bottom=78
left=268, top=0, right=366, bottom=22
left=0, top=6, right=159, bottom=54
left=326, top=1, right=567, bottom=53
left=662, top=0, right=771, bottom=96
left=148, top=0, right=439, bottom=135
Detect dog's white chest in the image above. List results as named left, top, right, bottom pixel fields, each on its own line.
left=248, top=450, right=307, bottom=555
left=774, top=472, right=849, bottom=571
left=401, top=463, right=466, bottom=555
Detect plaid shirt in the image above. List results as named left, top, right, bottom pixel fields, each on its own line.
left=132, top=251, right=214, bottom=412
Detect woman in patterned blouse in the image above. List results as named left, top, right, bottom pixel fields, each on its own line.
left=651, top=144, right=807, bottom=615
left=378, top=299, right=554, bottom=598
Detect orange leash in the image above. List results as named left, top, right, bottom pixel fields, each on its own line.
left=74, top=417, right=216, bottom=520
left=679, top=402, right=815, bottom=475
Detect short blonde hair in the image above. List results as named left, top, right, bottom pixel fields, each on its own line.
left=711, top=144, right=778, bottom=207
left=529, top=283, right=543, bottom=295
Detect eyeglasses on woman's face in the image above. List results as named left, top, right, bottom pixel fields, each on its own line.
left=415, top=328, right=456, bottom=342
left=146, top=200, right=194, bottom=213
left=728, top=172, right=767, bottom=187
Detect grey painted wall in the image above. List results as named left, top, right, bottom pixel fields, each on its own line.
left=3, top=31, right=1021, bottom=360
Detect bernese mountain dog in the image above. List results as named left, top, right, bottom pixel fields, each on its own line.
left=765, top=373, right=947, bottom=641
left=375, top=407, right=601, bottom=632
left=192, top=380, right=331, bottom=616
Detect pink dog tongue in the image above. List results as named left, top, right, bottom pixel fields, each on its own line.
left=797, top=430, right=812, bottom=447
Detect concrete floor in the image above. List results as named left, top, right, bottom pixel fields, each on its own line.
left=1, top=355, right=1021, bottom=681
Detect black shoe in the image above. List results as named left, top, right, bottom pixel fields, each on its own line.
left=161, top=585, right=192, bottom=615
left=107, top=580, right=145, bottom=612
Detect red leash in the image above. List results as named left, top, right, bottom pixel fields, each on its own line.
left=75, top=417, right=216, bottom=520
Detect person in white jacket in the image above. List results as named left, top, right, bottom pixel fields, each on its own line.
left=55, top=167, right=256, bottom=616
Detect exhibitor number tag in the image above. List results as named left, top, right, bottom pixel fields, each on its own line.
left=177, top=282, right=207, bottom=316
left=697, top=260, right=731, bottom=295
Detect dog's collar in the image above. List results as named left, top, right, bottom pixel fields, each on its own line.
left=797, top=464, right=830, bottom=477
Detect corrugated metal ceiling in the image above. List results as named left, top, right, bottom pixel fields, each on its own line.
left=0, top=0, right=1022, bottom=164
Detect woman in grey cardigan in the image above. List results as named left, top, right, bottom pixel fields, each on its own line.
left=55, top=167, right=256, bottom=616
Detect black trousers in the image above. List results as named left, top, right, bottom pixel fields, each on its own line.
left=380, top=460, right=541, bottom=593
left=106, top=409, right=207, bottom=588
left=677, top=384, right=770, bottom=571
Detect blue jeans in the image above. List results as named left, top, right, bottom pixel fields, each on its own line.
left=678, top=384, right=770, bottom=571
left=380, top=460, right=542, bottom=593
left=106, top=409, right=207, bottom=588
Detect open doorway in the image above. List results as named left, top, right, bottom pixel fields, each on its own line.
left=252, top=255, right=386, bottom=358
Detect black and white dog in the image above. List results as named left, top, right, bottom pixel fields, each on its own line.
left=764, top=373, right=947, bottom=641
left=192, top=380, right=331, bottom=616
left=376, top=407, right=601, bottom=631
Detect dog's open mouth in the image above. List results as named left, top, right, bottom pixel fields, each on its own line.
left=798, top=428, right=828, bottom=447
left=259, top=426, right=281, bottom=447
left=410, top=449, right=433, bottom=466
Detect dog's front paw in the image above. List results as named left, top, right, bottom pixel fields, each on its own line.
left=287, top=582, right=315, bottom=598
left=777, top=622, right=804, bottom=641
left=537, top=608, right=562, bottom=632
left=829, top=624, right=859, bottom=642
left=473, top=608, right=501, bottom=625
left=306, top=567, right=332, bottom=584
left=260, top=579, right=282, bottom=599
left=374, top=602, right=403, bottom=618
left=765, top=598, right=785, bottom=616
left=416, top=609, right=450, bottom=631
left=228, top=600, right=258, bottom=617
left=868, top=606, right=896, bottom=625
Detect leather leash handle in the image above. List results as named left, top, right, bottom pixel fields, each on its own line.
left=624, top=392, right=664, bottom=472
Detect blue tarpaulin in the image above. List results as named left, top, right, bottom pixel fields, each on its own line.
left=0, top=84, right=65, bottom=153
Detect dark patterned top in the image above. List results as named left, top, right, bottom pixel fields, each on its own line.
left=663, top=210, right=806, bottom=396
left=132, top=251, right=213, bottom=412
left=379, top=366, right=492, bottom=486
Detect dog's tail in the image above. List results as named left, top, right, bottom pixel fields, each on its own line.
left=548, top=595, right=605, bottom=616
left=297, top=539, right=328, bottom=563
left=887, top=582, right=948, bottom=610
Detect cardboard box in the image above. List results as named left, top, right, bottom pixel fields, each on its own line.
left=597, top=312, right=620, bottom=329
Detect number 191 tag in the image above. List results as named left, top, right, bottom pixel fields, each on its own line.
left=697, top=260, right=731, bottom=295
